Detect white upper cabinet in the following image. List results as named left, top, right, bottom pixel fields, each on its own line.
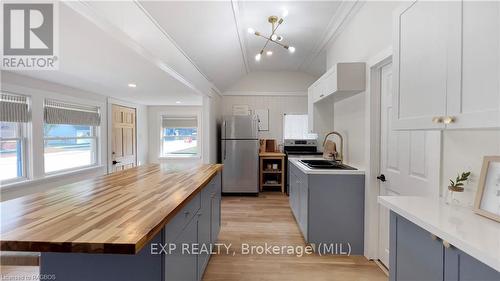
left=310, top=62, right=366, bottom=104
left=393, top=1, right=500, bottom=130
left=447, top=1, right=500, bottom=129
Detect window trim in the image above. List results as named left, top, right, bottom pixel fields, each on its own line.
left=43, top=124, right=99, bottom=175
left=159, top=115, right=201, bottom=159
left=0, top=121, right=28, bottom=185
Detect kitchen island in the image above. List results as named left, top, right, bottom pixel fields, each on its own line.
left=1, top=163, right=223, bottom=281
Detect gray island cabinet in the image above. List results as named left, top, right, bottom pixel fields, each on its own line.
left=390, top=212, right=499, bottom=281
left=288, top=160, right=365, bottom=255
left=40, top=170, right=222, bottom=281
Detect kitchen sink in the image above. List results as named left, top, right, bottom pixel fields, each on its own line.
left=299, top=159, right=357, bottom=170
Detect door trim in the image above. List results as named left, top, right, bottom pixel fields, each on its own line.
left=107, top=99, right=138, bottom=173
left=364, top=47, right=393, bottom=260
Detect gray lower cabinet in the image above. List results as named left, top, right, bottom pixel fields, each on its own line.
left=165, top=171, right=222, bottom=281
left=210, top=173, right=221, bottom=244
left=390, top=211, right=500, bottom=281
left=445, top=247, right=499, bottom=281
left=165, top=217, right=198, bottom=281
left=288, top=161, right=365, bottom=255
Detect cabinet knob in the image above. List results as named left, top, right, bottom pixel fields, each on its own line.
left=442, top=240, right=452, bottom=249
left=432, top=116, right=443, bottom=124
left=443, top=116, right=455, bottom=124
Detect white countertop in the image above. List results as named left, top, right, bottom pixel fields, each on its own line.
left=289, top=158, right=365, bottom=175
left=378, top=196, right=500, bottom=272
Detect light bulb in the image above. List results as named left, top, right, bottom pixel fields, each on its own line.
left=247, top=28, right=255, bottom=34
left=271, top=34, right=278, bottom=41
left=288, top=46, right=295, bottom=53
left=128, top=83, right=137, bottom=88
left=266, top=51, right=273, bottom=56
left=255, top=53, right=262, bottom=61
left=282, top=10, right=289, bottom=18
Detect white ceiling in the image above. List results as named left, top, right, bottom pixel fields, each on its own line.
left=5, top=1, right=347, bottom=104
left=140, top=1, right=342, bottom=92
left=12, top=3, right=202, bottom=106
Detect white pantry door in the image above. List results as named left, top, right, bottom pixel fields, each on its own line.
left=377, top=63, right=441, bottom=267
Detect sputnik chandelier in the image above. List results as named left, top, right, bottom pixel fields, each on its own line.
left=247, top=10, right=295, bottom=61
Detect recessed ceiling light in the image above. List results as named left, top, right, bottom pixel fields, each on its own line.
left=176, top=101, right=181, bottom=104
left=288, top=46, right=296, bottom=53
left=255, top=53, right=262, bottom=61
left=247, top=27, right=255, bottom=34
left=128, top=83, right=137, bottom=88
left=266, top=51, right=273, bottom=56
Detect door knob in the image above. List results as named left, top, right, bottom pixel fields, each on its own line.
left=377, top=174, right=386, bottom=182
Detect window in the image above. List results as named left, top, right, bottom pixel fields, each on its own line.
left=161, top=116, right=198, bottom=157
left=283, top=114, right=310, bottom=140
left=43, top=100, right=100, bottom=174
left=0, top=93, right=30, bottom=183
left=0, top=122, right=27, bottom=182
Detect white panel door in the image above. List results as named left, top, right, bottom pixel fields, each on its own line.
left=393, top=1, right=461, bottom=130
left=378, top=63, right=441, bottom=267
left=447, top=1, right=500, bottom=129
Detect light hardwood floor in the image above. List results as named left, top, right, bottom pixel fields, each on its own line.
left=202, top=192, right=388, bottom=281
left=0, top=192, right=387, bottom=281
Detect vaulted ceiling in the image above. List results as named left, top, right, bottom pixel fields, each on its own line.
left=140, top=0, right=343, bottom=91
left=3, top=1, right=356, bottom=105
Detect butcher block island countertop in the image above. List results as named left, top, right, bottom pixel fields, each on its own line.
left=0, top=163, right=223, bottom=255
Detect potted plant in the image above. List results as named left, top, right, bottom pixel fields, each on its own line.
left=447, top=171, right=471, bottom=205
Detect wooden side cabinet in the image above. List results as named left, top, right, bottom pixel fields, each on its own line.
left=259, top=153, right=285, bottom=193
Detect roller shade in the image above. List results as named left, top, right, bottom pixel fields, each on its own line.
left=0, top=93, right=30, bottom=122
left=44, top=99, right=101, bottom=126
left=162, top=116, right=197, bottom=128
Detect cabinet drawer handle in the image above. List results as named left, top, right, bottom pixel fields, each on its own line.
left=442, top=240, right=452, bottom=249
left=184, top=211, right=190, bottom=216
left=432, top=116, right=443, bottom=124
left=443, top=116, right=455, bottom=124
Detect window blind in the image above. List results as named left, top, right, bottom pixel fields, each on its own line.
left=283, top=114, right=309, bottom=140
left=162, top=116, right=197, bottom=128
left=44, top=99, right=100, bottom=126
left=0, top=92, right=30, bottom=122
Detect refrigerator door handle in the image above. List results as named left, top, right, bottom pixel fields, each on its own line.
left=223, top=120, right=227, bottom=160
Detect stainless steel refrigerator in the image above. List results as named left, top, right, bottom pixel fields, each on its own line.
left=221, top=115, right=259, bottom=194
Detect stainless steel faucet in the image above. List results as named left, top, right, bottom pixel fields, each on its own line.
left=322, top=131, right=344, bottom=163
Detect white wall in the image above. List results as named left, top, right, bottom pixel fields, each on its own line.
left=147, top=105, right=203, bottom=164
left=222, top=95, right=308, bottom=142
left=222, top=71, right=314, bottom=143
left=326, top=1, right=401, bottom=168
left=441, top=130, right=500, bottom=206
left=325, top=1, right=500, bottom=202
left=203, top=93, right=222, bottom=164
left=0, top=72, right=149, bottom=201
left=224, top=71, right=316, bottom=95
